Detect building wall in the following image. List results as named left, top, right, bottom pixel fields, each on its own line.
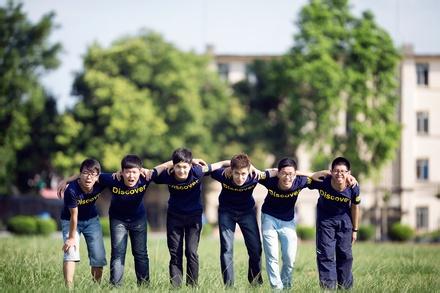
left=209, top=49, right=440, bottom=234
left=400, top=55, right=440, bottom=232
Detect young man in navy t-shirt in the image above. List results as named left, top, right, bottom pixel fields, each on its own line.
left=259, top=157, right=316, bottom=289
left=153, top=147, right=230, bottom=287
left=210, top=153, right=264, bottom=287
left=308, top=157, right=360, bottom=290
left=60, top=158, right=106, bottom=288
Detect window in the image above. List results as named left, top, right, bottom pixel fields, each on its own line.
left=416, top=159, right=429, bottom=180
left=217, top=63, right=229, bottom=81
left=416, top=207, right=429, bottom=229
left=245, top=64, right=257, bottom=85
left=416, top=112, right=429, bottom=134
left=416, top=63, right=429, bottom=86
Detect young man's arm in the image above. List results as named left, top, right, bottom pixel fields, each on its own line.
left=351, top=204, right=360, bottom=244
left=153, top=160, right=173, bottom=176
left=63, top=207, right=78, bottom=252
left=205, top=160, right=231, bottom=173
left=57, top=174, right=80, bottom=198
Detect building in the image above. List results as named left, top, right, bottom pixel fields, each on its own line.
left=206, top=45, right=440, bottom=236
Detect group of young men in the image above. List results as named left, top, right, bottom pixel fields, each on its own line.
left=58, top=147, right=360, bottom=290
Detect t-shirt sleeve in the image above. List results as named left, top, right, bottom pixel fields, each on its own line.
left=201, top=164, right=212, bottom=176
left=258, top=171, right=270, bottom=187
left=307, top=178, right=322, bottom=190
left=297, top=175, right=310, bottom=189
left=149, top=169, right=159, bottom=182
left=193, top=165, right=206, bottom=178
left=210, top=168, right=224, bottom=182
left=64, top=187, right=77, bottom=209
left=153, top=170, right=169, bottom=184
left=98, top=173, right=114, bottom=187
left=352, top=185, right=361, bottom=205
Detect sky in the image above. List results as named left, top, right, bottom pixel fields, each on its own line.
left=6, top=0, right=440, bottom=110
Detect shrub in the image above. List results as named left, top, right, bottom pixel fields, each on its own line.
left=7, top=216, right=38, bottom=235
left=100, top=217, right=110, bottom=237
left=297, top=225, right=315, bottom=240
left=389, top=223, right=414, bottom=242
left=430, top=230, right=440, bottom=243
left=358, top=225, right=375, bottom=241
left=36, top=218, right=57, bottom=235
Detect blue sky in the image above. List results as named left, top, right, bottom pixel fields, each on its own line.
left=6, top=0, right=440, bottom=110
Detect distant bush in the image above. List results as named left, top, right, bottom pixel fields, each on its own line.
left=415, top=230, right=440, bottom=243
left=389, top=223, right=414, bottom=242
left=358, top=225, right=375, bottom=241
left=297, top=225, right=315, bottom=240
left=100, top=217, right=110, bottom=237
left=7, top=216, right=38, bottom=235
left=36, top=218, right=57, bottom=235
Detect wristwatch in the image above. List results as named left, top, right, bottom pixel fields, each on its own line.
left=352, top=228, right=359, bottom=232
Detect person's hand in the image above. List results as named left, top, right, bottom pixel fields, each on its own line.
left=140, top=168, right=153, bottom=180
left=57, top=180, right=68, bottom=199
left=347, top=175, right=358, bottom=187
left=249, top=165, right=260, bottom=179
left=192, top=158, right=207, bottom=166
left=62, top=237, right=76, bottom=252
left=311, top=170, right=331, bottom=182
left=222, top=167, right=232, bottom=178
left=112, top=170, right=122, bottom=181
left=352, top=231, right=358, bottom=244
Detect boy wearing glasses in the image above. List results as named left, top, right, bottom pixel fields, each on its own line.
left=60, top=158, right=106, bottom=288
left=308, top=157, right=360, bottom=290
left=258, top=157, right=325, bottom=289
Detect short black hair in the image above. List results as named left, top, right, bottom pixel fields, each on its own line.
left=80, top=158, right=101, bottom=174
left=331, top=157, right=351, bottom=171
left=121, top=154, right=143, bottom=169
left=172, top=148, right=193, bottom=165
left=277, top=157, right=297, bottom=171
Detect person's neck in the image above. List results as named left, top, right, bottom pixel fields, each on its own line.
left=331, top=178, right=346, bottom=192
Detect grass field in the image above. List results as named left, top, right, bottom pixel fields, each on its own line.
left=0, top=234, right=439, bottom=292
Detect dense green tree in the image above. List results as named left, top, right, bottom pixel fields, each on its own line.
left=235, top=0, right=401, bottom=177
left=54, top=31, right=245, bottom=174
left=0, top=1, right=61, bottom=194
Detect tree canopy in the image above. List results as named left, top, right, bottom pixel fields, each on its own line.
left=234, top=0, right=401, bottom=177
left=0, top=1, right=61, bottom=193
left=54, top=31, right=245, bottom=174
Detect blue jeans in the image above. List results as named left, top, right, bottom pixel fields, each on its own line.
left=109, top=216, right=149, bottom=286
left=316, top=216, right=353, bottom=289
left=219, top=209, right=262, bottom=286
left=261, top=213, right=298, bottom=289
left=61, top=216, right=106, bottom=267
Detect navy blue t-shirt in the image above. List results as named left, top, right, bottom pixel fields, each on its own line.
left=308, top=176, right=360, bottom=220
left=99, top=171, right=156, bottom=221
left=154, top=165, right=208, bottom=215
left=260, top=173, right=310, bottom=221
left=211, top=167, right=259, bottom=212
left=61, top=180, right=106, bottom=221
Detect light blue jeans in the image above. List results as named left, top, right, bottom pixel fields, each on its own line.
left=61, top=216, right=106, bottom=267
left=261, top=213, right=298, bottom=289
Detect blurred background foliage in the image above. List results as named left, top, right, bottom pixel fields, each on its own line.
left=0, top=0, right=401, bottom=195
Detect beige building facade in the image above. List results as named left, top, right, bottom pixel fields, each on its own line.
left=206, top=46, right=440, bottom=236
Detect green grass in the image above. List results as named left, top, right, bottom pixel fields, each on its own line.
left=0, top=235, right=439, bottom=292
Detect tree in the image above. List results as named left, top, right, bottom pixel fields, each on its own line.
left=0, top=1, right=61, bottom=194
left=54, top=31, right=245, bottom=174
left=235, top=0, right=401, bottom=177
